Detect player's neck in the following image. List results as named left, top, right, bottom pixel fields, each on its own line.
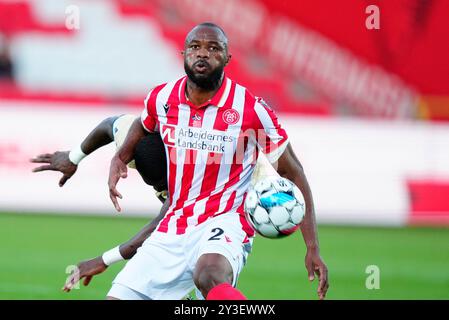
left=185, top=75, right=223, bottom=108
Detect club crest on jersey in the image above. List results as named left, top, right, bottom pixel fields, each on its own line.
left=192, top=113, right=202, bottom=127
left=222, top=109, right=240, bottom=125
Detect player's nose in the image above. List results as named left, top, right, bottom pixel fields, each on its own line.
left=196, top=46, right=210, bottom=59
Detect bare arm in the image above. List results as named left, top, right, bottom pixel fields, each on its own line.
left=63, top=198, right=170, bottom=292
left=108, top=117, right=147, bottom=211
left=119, top=198, right=169, bottom=258
left=80, top=116, right=118, bottom=154
left=31, top=116, right=119, bottom=186
left=277, top=143, right=318, bottom=250
left=275, top=143, right=329, bottom=300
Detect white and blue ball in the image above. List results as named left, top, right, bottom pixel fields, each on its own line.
left=244, top=176, right=305, bottom=239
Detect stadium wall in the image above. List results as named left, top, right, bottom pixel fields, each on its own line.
left=1, top=102, right=449, bottom=226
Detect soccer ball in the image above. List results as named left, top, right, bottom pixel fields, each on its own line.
left=244, top=176, right=305, bottom=238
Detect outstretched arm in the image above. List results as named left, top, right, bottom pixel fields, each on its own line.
left=78, top=116, right=119, bottom=154
left=63, top=198, right=170, bottom=292
left=31, top=116, right=119, bottom=186
left=275, top=143, right=329, bottom=300
left=119, top=198, right=170, bottom=259
left=108, top=117, right=147, bottom=212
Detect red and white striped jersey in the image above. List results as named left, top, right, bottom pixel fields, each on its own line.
left=141, top=75, right=289, bottom=236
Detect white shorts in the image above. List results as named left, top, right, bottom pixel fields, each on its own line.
left=108, top=213, right=253, bottom=300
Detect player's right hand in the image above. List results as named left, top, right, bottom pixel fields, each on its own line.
left=108, top=155, right=128, bottom=212
left=305, top=248, right=329, bottom=300
left=63, top=256, right=108, bottom=292
left=30, top=151, right=78, bottom=187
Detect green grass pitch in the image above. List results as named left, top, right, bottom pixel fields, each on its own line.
left=0, top=212, right=448, bottom=299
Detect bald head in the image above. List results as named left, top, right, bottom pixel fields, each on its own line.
left=185, top=23, right=229, bottom=52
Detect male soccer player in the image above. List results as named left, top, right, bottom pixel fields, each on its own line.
left=31, top=114, right=171, bottom=290
left=31, top=113, right=275, bottom=295
left=31, top=113, right=271, bottom=297
left=108, top=22, right=329, bottom=300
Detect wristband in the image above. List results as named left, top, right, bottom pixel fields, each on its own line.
left=68, top=145, right=87, bottom=165
left=102, top=246, right=124, bottom=266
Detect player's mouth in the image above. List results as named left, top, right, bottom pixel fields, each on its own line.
left=193, top=60, right=210, bottom=73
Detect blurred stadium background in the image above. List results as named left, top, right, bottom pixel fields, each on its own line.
left=0, top=0, right=448, bottom=299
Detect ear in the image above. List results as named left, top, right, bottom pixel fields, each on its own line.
left=225, top=53, right=232, bottom=66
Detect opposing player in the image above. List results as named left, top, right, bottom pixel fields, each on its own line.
left=31, top=114, right=170, bottom=290
left=108, top=23, right=329, bottom=300
left=31, top=114, right=167, bottom=199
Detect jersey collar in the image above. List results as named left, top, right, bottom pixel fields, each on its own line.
left=179, top=74, right=230, bottom=109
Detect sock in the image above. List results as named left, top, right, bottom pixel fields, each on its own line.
left=206, top=283, right=247, bottom=300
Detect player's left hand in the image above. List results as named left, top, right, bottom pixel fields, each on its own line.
left=62, top=256, right=108, bottom=292
left=305, top=248, right=329, bottom=300
left=31, top=151, right=78, bottom=187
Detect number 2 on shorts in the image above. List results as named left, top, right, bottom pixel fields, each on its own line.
left=208, top=227, right=224, bottom=241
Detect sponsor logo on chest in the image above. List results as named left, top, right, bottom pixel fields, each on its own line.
left=161, top=124, right=237, bottom=153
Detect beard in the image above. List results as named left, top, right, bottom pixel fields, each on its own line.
left=184, top=60, right=224, bottom=91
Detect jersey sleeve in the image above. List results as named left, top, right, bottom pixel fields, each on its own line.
left=112, top=114, right=138, bottom=169
left=253, top=97, right=289, bottom=163
left=112, top=114, right=137, bottom=146
left=141, top=88, right=158, bottom=132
